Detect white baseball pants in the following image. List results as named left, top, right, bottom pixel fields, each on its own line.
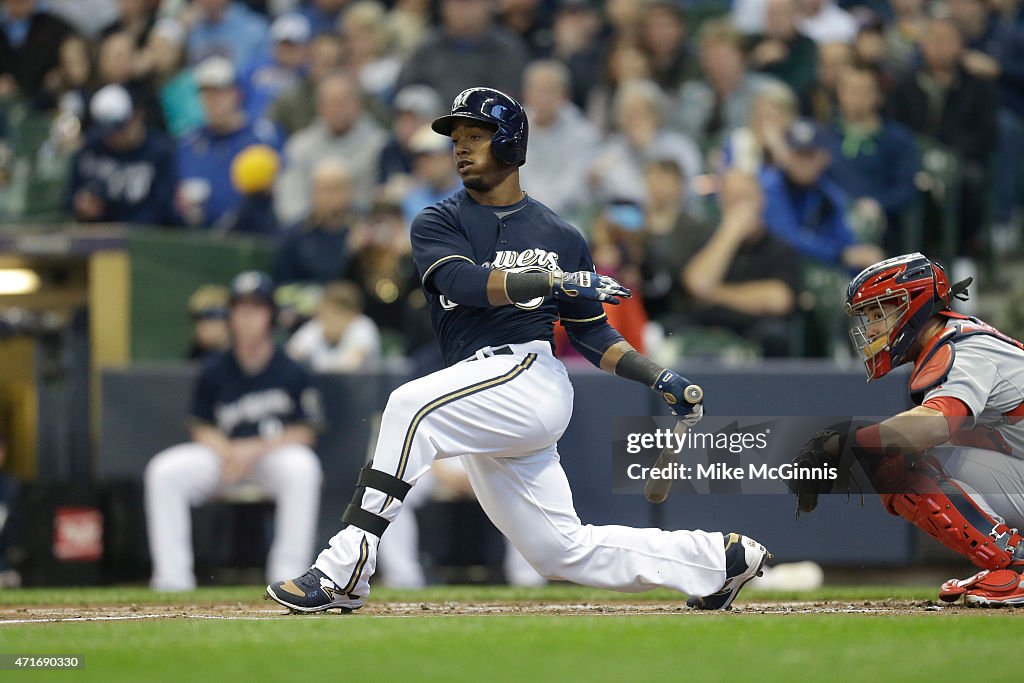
left=145, top=442, right=322, bottom=591
left=315, top=341, right=726, bottom=600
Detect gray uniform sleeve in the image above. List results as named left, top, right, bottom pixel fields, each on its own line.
left=924, top=347, right=1000, bottom=428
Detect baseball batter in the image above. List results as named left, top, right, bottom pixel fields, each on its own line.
left=795, top=253, right=1024, bottom=605
left=267, top=87, right=770, bottom=612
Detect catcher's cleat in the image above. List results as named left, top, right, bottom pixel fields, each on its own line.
left=266, top=567, right=365, bottom=613
left=940, top=569, right=1024, bottom=607
left=687, top=533, right=772, bottom=610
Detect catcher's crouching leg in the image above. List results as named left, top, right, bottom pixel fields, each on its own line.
left=878, top=458, right=1024, bottom=572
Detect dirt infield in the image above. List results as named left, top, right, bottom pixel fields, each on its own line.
left=1, top=598, right=1016, bottom=623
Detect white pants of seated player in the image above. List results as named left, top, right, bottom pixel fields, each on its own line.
left=931, top=445, right=1024, bottom=531
left=145, top=442, right=322, bottom=591
left=377, top=465, right=546, bottom=588
left=315, top=341, right=726, bottom=600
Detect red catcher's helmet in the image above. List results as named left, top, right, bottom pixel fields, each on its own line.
left=846, top=253, right=958, bottom=380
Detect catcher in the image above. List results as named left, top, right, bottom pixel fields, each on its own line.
left=794, top=253, right=1024, bottom=606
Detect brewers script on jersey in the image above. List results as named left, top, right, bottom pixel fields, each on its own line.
left=267, top=87, right=769, bottom=613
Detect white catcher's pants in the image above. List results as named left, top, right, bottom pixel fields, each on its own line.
left=145, top=442, right=322, bottom=591
left=315, top=341, right=726, bottom=599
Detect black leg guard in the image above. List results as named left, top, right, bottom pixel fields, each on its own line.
left=341, top=466, right=413, bottom=538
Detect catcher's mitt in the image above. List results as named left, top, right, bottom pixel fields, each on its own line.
left=790, top=429, right=843, bottom=515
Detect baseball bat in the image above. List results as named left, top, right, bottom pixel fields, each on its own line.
left=643, top=384, right=703, bottom=504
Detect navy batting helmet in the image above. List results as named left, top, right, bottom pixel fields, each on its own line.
left=431, top=87, right=528, bottom=167
left=229, top=270, right=275, bottom=308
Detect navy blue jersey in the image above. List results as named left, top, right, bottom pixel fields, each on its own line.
left=411, top=190, right=607, bottom=366
left=189, top=347, right=322, bottom=439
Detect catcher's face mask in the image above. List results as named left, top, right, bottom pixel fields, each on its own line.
left=848, top=296, right=908, bottom=380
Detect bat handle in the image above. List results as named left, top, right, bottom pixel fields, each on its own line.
left=683, top=384, right=703, bottom=405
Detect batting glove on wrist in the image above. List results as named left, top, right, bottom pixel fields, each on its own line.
left=653, top=370, right=704, bottom=427
left=553, top=271, right=631, bottom=305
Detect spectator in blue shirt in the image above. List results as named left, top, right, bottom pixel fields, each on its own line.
left=825, top=64, right=919, bottom=254
left=377, top=84, right=444, bottom=188
left=177, top=56, right=282, bottom=228
left=240, top=13, right=311, bottom=121
left=274, top=158, right=354, bottom=284
left=759, top=119, right=883, bottom=269
left=298, top=0, right=348, bottom=36
left=186, top=0, right=269, bottom=70
left=68, top=84, right=178, bottom=226
left=399, top=125, right=460, bottom=226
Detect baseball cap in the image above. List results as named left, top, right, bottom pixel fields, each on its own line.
left=90, top=84, right=134, bottom=136
left=785, top=119, right=827, bottom=152
left=152, top=17, right=186, bottom=47
left=394, top=85, right=443, bottom=119
left=229, top=271, right=276, bottom=308
left=195, top=56, right=237, bottom=89
left=409, top=125, right=452, bottom=155
left=188, top=285, right=230, bottom=320
left=271, top=13, right=312, bottom=44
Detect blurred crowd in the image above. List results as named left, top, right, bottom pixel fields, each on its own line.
left=2, top=0, right=1024, bottom=363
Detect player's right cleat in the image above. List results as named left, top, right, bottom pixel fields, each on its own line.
left=265, top=567, right=365, bottom=613
left=940, top=569, right=1024, bottom=607
left=686, top=533, right=772, bottom=610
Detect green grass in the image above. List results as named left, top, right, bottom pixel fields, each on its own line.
left=0, top=586, right=1019, bottom=683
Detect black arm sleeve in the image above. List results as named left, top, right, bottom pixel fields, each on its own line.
left=613, top=350, right=665, bottom=387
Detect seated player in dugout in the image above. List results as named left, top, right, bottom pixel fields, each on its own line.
left=267, top=87, right=772, bottom=613
left=794, top=253, right=1024, bottom=605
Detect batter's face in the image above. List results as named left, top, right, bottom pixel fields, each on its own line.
left=450, top=120, right=512, bottom=192
left=229, top=299, right=273, bottom=344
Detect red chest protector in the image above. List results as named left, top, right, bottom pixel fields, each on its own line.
left=907, top=311, right=1024, bottom=406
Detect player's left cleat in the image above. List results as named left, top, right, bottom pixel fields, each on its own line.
left=686, top=533, right=772, bottom=610
left=940, top=569, right=1024, bottom=607
left=265, top=567, right=365, bottom=613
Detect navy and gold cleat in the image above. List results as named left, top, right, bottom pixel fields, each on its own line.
left=686, top=533, right=772, bottom=610
left=265, top=567, right=365, bottom=613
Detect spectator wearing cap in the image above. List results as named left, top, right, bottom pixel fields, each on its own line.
left=747, top=0, right=819, bottom=96
left=186, top=0, right=269, bottom=71
left=186, top=284, right=231, bottom=360
left=145, top=18, right=205, bottom=138
left=758, top=118, right=882, bottom=269
left=590, top=79, right=702, bottom=206
left=67, top=84, right=179, bottom=225
left=267, top=33, right=344, bottom=136
left=145, top=270, right=323, bottom=592
left=378, top=84, right=443, bottom=187
left=0, top=0, right=76, bottom=105
left=298, top=0, right=348, bottom=37
left=240, top=13, right=311, bottom=121
left=797, top=0, right=858, bottom=44
left=399, top=125, right=460, bottom=225
left=176, top=56, right=283, bottom=228
left=274, top=158, right=356, bottom=285
left=824, top=64, right=918, bottom=254
left=286, top=281, right=382, bottom=373
left=395, top=0, right=530, bottom=105
left=274, top=71, right=384, bottom=223
left=676, top=20, right=779, bottom=147
left=888, top=16, right=998, bottom=258
left=519, top=59, right=599, bottom=218
left=100, top=0, right=159, bottom=48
